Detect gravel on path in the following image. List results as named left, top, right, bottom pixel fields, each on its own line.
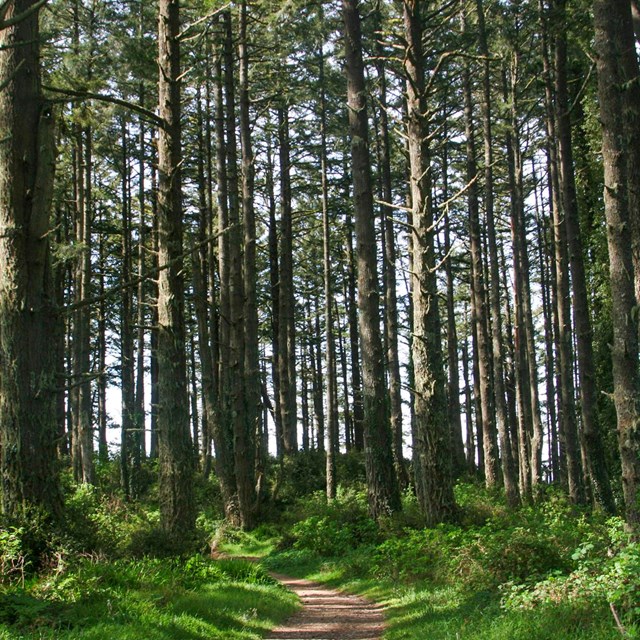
left=264, top=572, right=386, bottom=640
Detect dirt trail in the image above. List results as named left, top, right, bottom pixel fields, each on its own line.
left=265, top=572, right=385, bottom=640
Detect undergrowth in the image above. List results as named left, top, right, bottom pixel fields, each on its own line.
left=260, top=483, right=636, bottom=639
left=2, top=458, right=637, bottom=640
left=0, top=462, right=297, bottom=640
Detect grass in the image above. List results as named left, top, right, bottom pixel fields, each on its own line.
left=0, top=556, right=299, bottom=640
left=1, top=478, right=632, bottom=640
left=260, top=525, right=623, bottom=640
left=262, top=551, right=620, bottom=639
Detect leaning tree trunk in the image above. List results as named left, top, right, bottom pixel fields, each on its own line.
left=343, top=0, right=401, bottom=519
left=0, top=0, right=62, bottom=519
left=156, top=0, right=195, bottom=538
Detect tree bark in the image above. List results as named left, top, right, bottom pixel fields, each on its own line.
left=343, top=0, right=401, bottom=519
left=156, top=0, right=195, bottom=537
left=551, top=0, right=614, bottom=510
left=463, top=27, right=502, bottom=492
left=403, top=0, right=455, bottom=524
left=238, top=0, right=258, bottom=526
left=593, top=0, right=640, bottom=529
left=0, top=0, right=62, bottom=518
left=277, top=105, right=298, bottom=455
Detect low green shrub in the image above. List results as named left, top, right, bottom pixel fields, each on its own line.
left=372, top=527, right=448, bottom=582
left=289, top=490, right=378, bottom=557
left=501, top=517, right=640, bottom=637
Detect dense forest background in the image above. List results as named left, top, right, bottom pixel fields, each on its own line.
left=2, top=0, right=640, bottom=540
left=1, top=0, right=640, bottom=637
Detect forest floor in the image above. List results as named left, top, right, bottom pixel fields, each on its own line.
left=213, top=553, right=386, bottom=639
left=264, top=572, right=385, bottom=640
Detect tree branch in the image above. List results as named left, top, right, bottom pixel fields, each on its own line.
left=43, top=84, right=165, bottom=129
left=0, top=0, right=48, bottom=30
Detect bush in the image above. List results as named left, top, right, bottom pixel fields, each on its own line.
left=372, top=528, right=449, bottom=582
left=287, top=489, right=379, bottom=557
left=501, top=517, right=640, bottom=637
left=0, top=526, right=27, bottom=586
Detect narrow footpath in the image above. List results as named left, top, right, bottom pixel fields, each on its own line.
left=265, top=572, right=386, bottom=640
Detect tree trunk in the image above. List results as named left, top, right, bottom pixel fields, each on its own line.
left=120, top=121, right=135, bottom=498
left=403, top=0, right=455, bottom=524
left=0, top=0, right=62, bottom=518
left=549, top=0, right=615, bottom=511
left=345, top=208, right=364, bottom=451
left=475, top=0, right=506, bottom=490
left=238, top=0, right=258, bottom=526
left=277, top=105, right=298, bottom=455
left=343, top=0, right=401, bottom=519
left=376, top=41, right=409, bottom=490
left=593, top=0, right=640, bottom=529
left=266, top=122, right=283, bottom=458
left=461, top=34, right=509, bottom=496
left=156, top=0, right=195, bottom=537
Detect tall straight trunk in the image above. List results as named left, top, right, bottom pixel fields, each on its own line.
left=188, top=332, right=200, bottom=461
left=219, top=9, right=249, bottom=525
left=193, top=244, right=237, bottom=520
left=343, top=0, right=401, bottom=519
left=69, top=0, right=94, bottom=486
left=375, top=38, right=408, bottom=489
left=308, top=303, right=325, bottom=451
left=550, top=0, right=615, bottom=511
left=266, top=125, right=283, bottom=457
left=53, top=206, right=67, bottom=459
left=345, top=208, right=364, bottom=451
left=319, top=28, right=338, bottom=498
left=336, top=299, right=353, bottom=452
left=442, top=137, right=466, bottom=479
left=300, top=349, right=311, bottom=450
left=195, top=84, right=211, bottom=474
left=212, top=40, right=238, bottom=519
left=506, top=128, right=533, bottom=501
left=97, top=215, right=108, bottom=462
left=71, top=124, right=95, bottom=485
left=472, top=317, right=485, bottom=476
left=277, top=106, right=298, bottom=454
left=149, top=159, right=159, bottom=459
left=593, top=0, right=640, bottom=529
left=475, top=0, right=504, bottom=489
left=134, top=99, right=147, bottom=468
left=156, top=0, right=195, bottom=537
left=0, top=0, right=62, bottom=518
left=120, top=122, right=135, bottom=498
left=463, top=35, right=502, bottom=490
left=462, top=329, right=476, bottom=473
left=238, top=0, right=258, bottom=527
left=534, top=180, right=559, bottom=483
left=403, top=0, right=455, bottom=524
left=536, top=38, right=584, bottom=501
